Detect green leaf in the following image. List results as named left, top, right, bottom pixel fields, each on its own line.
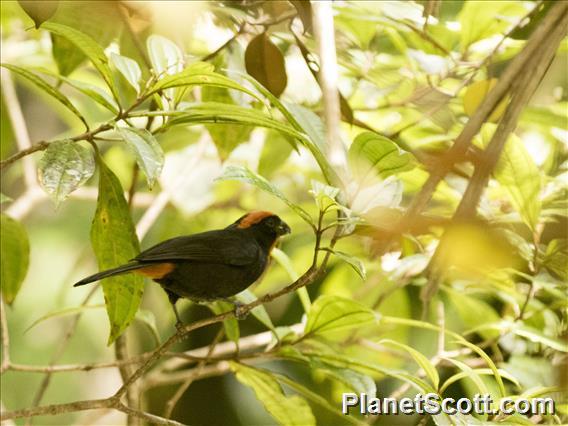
left=1, top=63, right=87, bottom=127
left=283, top=103, right=325, bottom=150
left=149, top=62, right=261, bottom=101
left=271, top=247, right=311, bottom=313
left=18, top=0, right=58, bottom=28
left=258, top=130, right=295, bottom=177
left=513, top=324, right=568, bottom=352
left=314, top=364, right=377, bottom=397
left=116, top=127, right=164, bottom=189
left=230, top=362, right=316, bottom=426
left=90, top=158, right=144, bottom=345
left=58, top=77, right=119, bottom=114
left=310, top=180, right=340, bottom=211
left=452, top=340, right=506, bottom=397
left=159, top=103, right=305, bottom=144
left=441, top=357, right=490, bottom=396
left=38, top=140, right=95, bottom=207
left=379, top=339, right=440, bottom=390
left=48, top=1, right=121, bottom=76
left=543, top=239, right=568, bottom=281
left=329, top=250, right=366, bottom=280
left=440, top=368, right=520, bottom=395
left=110, top=53, right=142, bottom=94
left=42, top=22, right=119, bottom=102
left=0, top=214, right=30, bottom=305
left=458, top=1, right=529, bottom=51
left=34, top=66, right=119, bottom=114
left=348, top=131, right=416, bottom=180
left=218, top=166, right=314, bottom=227
left=301, top=351, right=438, bottom=395
left=304, top=295, right=376, bottom=336
left=147, top=34, right=183, bottom=77
left=202, top=85, right=253, bottom=160
left=245, top=32, right=288, bottom=98
left=238, top=74, right=338, bottom=184
left=493, top=132, right=541, bottom=230
left=271, top=369, right=363, bottom=425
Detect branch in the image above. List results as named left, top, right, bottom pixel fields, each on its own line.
left=0, top=123, right=112, bottom=170
left=201, top=22, right=246, bottom=62
left=419, top=6, right=568, bottom=310
left=311, top=1, right=347, bottom=178
left=0, top=297, right=9, bottom=374
left=0, top=68, right=37, bottom=188
left=403, top=0, right=568, bottom=221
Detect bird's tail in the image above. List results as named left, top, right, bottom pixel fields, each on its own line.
left=73, top=262, right=144, bottom=287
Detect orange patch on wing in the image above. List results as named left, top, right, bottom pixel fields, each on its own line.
left=135, top=263, right=175, bottom=279
left=237, top=211, right=275, bottom=229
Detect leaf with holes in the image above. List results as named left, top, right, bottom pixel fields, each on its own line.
left=90, top=158, right=143, bottom=345
left=38, top=140, right=95, bottom=207
left=116, top=127, right=164, bottom=189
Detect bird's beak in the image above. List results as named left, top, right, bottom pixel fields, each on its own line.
left=277, top=222, right=291, bottom=236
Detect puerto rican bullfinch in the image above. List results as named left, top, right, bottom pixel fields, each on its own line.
left=74, top=211, right=291, bottom=323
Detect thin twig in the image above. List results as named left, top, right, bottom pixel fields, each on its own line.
left=312, top=1, right=346, bottom=178
left=0, top=296, right=10, bottom=374
left=0, top=68, right=37, bottom=188
left=403, top=0, right=568, bottom=223
left=201, top=22, right=246, bottom=62
left=420, top=4, right=568, bottom=312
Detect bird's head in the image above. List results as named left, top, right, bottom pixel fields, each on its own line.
left=231, top=211, right=291, bottom=237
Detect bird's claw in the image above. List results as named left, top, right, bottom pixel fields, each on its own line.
left=175, top=320, right=185, bottom=332
left=233, top=301, right=249, bottom=320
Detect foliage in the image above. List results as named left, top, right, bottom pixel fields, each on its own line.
left=0, top=1, right=566, bottom=426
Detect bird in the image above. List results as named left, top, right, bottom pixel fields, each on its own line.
left=74, top=211, right=291, bottom=325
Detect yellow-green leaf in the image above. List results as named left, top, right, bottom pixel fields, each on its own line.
left=304, top=295, right=377, bottom=336
left=0, top=214, right=30, bottom=305
left=38, top=140, right=95, bottom=207
left=90, top=158, right=143, bottom=344
left=348, top=131, right=416, bottom=180
left=1, top=63, right=87, bottom=127
left=463, top=79, right=508, bottom=122
left=230, top=362, right=315, bottom=426
left=42, top=22, right=119, bottom=102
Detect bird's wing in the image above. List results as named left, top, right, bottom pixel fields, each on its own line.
left=132, top=230, right=259, bottom=266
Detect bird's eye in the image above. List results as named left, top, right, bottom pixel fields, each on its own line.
left=265, top=217, right=277, bottom=228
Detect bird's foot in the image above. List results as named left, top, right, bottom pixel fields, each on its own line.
left=175, top=319, right=185, bottom=332
left=232, top=300, right=249, bottom=320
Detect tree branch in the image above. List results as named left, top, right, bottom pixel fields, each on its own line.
left=403, top=0, right=568, bottom=221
